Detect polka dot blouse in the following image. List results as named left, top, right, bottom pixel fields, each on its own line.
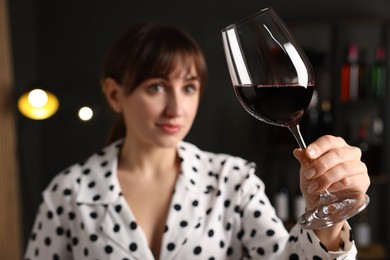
left=24, top=140, right=357, bottom=259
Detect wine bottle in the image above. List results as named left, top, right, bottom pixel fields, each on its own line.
left=371, top=46, right=387, bottom=99
left=274, top=187, right=289, bottom=223
left=294, top=193, right=306, bottom=220
left=354, top=209, right=371, bottom=247
left=340, top=44, right=363, bottom=102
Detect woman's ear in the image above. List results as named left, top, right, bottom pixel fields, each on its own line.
left=102, top=78, right=123, bottom=113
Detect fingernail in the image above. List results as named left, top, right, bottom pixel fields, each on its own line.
left=308, top=182, right=319, bottom=193
left=305, top=169, right=316, bottom=179
left=307, top=148, right=316, bottom=157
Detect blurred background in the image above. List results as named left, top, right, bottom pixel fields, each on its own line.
left=2, top=0, right=390, bottom=258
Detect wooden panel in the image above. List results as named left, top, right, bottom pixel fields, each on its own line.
left=0, top=0, right=22, bottom=258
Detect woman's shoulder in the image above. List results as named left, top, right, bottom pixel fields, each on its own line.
left=42, top=141, right=122, bottom=202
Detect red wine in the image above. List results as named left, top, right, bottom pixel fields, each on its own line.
left=233, top=84, right=314, bottom=127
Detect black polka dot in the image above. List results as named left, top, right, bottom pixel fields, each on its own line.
left=68, top=212, right=76, bottom=220
left=237, top=229, right=244, bottom=240
left=319, top=241, right=328, bottom=252
left=174, top=204, right=181, bottom=211
left=101, top=161, right=108, bottom=167
left=56, top=227, right=64, bottom=236
left=129, top=221, right=137, bottom=230
left=208, top=229, right=214, bottom=237
left=289, top=253, right=299, bottom=260
left=31, top=233, right=36, bottom=241
left=90, top=234, right=98, bottom=242
left=225, top=222, right=231, bottom=231
left=44, top=237, right=51, bottom=246
left=250, top=229, right=256, bottom=237
left=105, top=245, right=113, bottom=254
left=307, top=232, right=313, bottom=243
left=88, top=181, right=96, bottom=188
left=254, top=210, right=261, bottom=218
left=129, top=243, right=137, bottom=252
left=63, top=189, right=72, bottom=196
left=113, top=224, right=120, bottom=232
left=72, top=237, right=79, bottom=246
left=193, top=246, right=202, bottom=255
left=266, top=229, right=275, bottom=236
left=167, top=242, right=175, bottom=251
left=180, top=221, right=188, bottom=227
left=115, top=205, right=122, bottom=213
left=51, top=184, right=58, bottom=192
left=56, top=206, right=63, bottom=215
left=47, top=211, right=54, bottom=219
left=313, top=256, right=323, bottom=260
left=257, top=247, right=265, bottom=255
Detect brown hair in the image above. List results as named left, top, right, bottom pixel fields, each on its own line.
left=101, top=22, right=208, bottom=143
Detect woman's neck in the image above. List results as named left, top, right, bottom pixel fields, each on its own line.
left=118, top=138, right=179, bottom=178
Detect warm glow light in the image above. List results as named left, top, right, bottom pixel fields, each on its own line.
left=78, top=106, right=93, bottom=121
left=18, top=88, right=59, bottom=120
left=28, top=89, right=48, bottom=108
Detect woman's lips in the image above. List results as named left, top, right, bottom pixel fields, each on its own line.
left=157, top=123, right=181, bottom=134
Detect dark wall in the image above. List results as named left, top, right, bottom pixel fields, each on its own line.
left=9, top=0, right=390, bottom=249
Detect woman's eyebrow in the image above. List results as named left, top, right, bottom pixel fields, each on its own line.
left=185, top=75, right=200, bottom=81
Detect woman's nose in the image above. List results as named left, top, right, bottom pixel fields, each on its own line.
left=165, top=92, right=184, bottom=117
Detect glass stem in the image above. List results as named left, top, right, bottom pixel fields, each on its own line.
left=288, top=124, right=336, bottom=206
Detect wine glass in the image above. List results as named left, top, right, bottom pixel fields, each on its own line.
left=221, top=7, right=369, bottom=229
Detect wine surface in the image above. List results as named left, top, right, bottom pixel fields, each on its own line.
left=233, top=84, right=314, bottom=127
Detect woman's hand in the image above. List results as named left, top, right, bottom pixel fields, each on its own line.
left=293, top=135, right=370, bottom=212
left=293, top=135, right=370, bottom=250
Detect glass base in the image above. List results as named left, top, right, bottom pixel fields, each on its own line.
left=298, top=192, right=370, bottom=229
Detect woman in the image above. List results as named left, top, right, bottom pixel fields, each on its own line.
left=24, top=22, right=370, bottom=259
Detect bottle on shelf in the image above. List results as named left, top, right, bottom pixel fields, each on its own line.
left=340, top=44, right=367, bottom=102
left=356, top=116, right=383, bottom=176
left=294, top=192, right=306, bottom=221
left=274, top=186, right=289, bottom=223
left=370, top=46, right=387, bottom=99
left=354, top=209, right=372, bottom=248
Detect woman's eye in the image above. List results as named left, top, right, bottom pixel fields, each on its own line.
left=184, top=84, right=197, bottom=94
left=148, top=84, right=164, bottom=93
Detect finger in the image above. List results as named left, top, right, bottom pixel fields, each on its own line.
left=305, top=146, right=362, bottom=180
left=293, top=148, right=310, bottom=166
left=326, top=163, right=370, bottom=194
left=306, top=135, right=348, bottom=160
left=309, top=160, right=368, bottom=194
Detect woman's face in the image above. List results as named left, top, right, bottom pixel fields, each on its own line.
left=117, top=63, right=201, bottom=148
